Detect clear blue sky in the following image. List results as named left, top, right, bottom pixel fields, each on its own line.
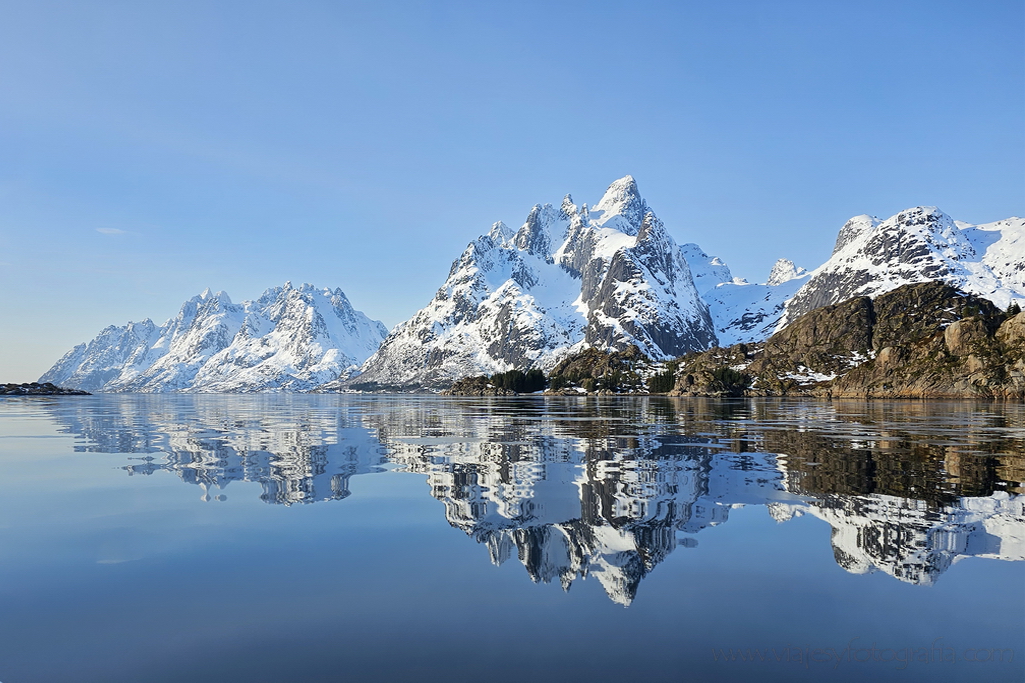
left=1, top=0, right=1022, bottom=382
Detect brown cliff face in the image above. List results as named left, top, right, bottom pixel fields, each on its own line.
left=830, top=302, right=1022, bottom=399
left=670, top=282, right=1025, bottom=399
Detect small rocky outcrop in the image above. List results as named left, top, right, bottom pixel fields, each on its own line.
left=1, top=382, right=91, bottom=396
left=546, top=345, right=652, bottom=394
left=441, top=376, right=518, bottom=396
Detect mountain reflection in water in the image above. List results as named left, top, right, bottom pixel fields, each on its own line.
left=49, top=396, right=1024, bottom=605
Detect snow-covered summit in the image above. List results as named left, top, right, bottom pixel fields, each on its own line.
left=699, top=206, right=1023, bottom=344
left=40, top=283, right=387, bottom=392
left=766, top=258, right=808, bottom=286
left=781, top=207, right=1025, bottom=325
left=590, top=175, right=648, bottom=235
left=348, top=176, right=717, bottom=389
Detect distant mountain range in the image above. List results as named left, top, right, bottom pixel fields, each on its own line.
left=40, top=177, right=1025, bottom=392
left=41, top=283, right=387, bottom=392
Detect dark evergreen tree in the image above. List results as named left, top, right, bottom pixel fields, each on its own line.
left=489, top=368, right=546, bottom=393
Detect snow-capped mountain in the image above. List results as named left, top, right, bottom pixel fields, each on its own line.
left=349, top=176, right=717, bottom=389
left=781, top=207, right=1025, bottom=326
left=40, top=283, right=387, bottom=392
left=699, top=207, right=1024, bottom=345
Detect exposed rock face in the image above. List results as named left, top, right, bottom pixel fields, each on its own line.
left=41, top=284, right=388, bottom=393
left=834, top=309, right=1023, bottom=399
left=672, top=294, right=876, bottom=396
left=758, top=296, right=874, bottom=376
left=670, top=282, right=1025, bottom=398
left=347, top=177, right=716, bottom=390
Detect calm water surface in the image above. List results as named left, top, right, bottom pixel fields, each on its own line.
left=0, top=395, right=1022, bottom=682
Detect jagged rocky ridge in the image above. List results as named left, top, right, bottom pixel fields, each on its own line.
left=40, top=283, right=387, bottom=393
left=341, top=176, right=719, bottom=390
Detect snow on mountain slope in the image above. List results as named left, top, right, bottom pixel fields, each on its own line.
left=677, top=244, right=808, bottom=347
left=679, top=243, right=733, bottom=293
left=960, top=217, right=1025, bottom=295
left=39, top=319, right=163, bottom=392
left=40, top=283, right=387, bottom=392
left=704, top=271, right=810, bottom=346
left=781, top=207, right=1025, bottom=326
left=348, top=177, right=717, bottom=389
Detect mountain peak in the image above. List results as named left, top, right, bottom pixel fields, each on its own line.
left=595, top=175, right=639, bottom=209
left=487, top=221, right=513, bottom=243
left=885, top=206, right=953, bottom=230
left=767, top=259, right=808, bottom=286
left=514, top=204, right=554, bottom=258
left=593, top=175, right=647, bottom=234
left=561, top=194, right=577, bottom=217
left=189, top=288, right=232, bottom=307
left=833, top=215, right=881, bottom=254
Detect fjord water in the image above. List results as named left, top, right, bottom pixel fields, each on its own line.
left=0, top=396, right=1021, bottom=683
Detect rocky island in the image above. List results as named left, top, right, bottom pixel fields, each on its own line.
left=1, top=382, right=91, bottom=396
